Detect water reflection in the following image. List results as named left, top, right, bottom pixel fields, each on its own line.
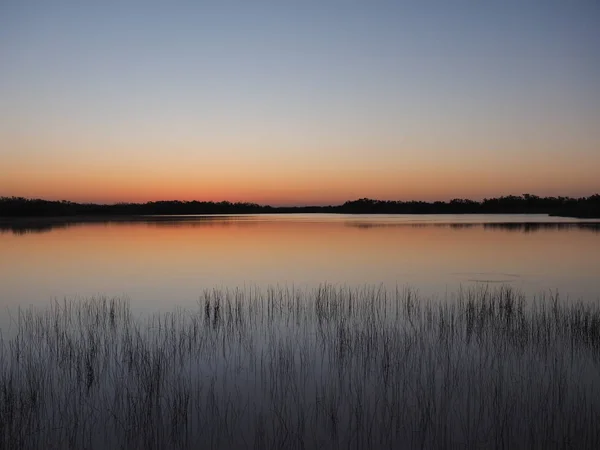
left=2, top=215, right=600, bottom=235
left=0, top=215, right=598, bottom=317
left=346, top=221, right=600, bottom=233
left=0, top=216, right=247, bottom=235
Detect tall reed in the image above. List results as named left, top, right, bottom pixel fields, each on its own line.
left=1, top=286, right=599, bottom=449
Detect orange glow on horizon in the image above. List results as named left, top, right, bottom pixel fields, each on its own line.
left=2, top=160, right=598, bottom=206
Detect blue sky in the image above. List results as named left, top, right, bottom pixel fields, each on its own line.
left=1, top=1, right=599, bottom=204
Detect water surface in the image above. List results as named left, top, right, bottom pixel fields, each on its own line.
left=1, top=214, right=599, bottom=320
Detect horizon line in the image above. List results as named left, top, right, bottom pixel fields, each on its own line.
left=3, top=193, right=599, bottom=209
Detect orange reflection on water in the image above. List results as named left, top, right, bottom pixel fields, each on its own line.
left=0, top=217, right=599, bottom=314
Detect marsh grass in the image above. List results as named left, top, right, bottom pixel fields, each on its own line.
left=1, top=285, right=599, bottom=449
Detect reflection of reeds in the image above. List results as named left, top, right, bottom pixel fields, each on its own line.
left=1, top=286, right=599, bottom=449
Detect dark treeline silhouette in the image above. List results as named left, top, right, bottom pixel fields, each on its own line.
left=1, top=194, right=599, bottom=218
left=339, top=194, right=600, bottom=217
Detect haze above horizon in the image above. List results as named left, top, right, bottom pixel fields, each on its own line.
left=1, top=1, right=599, bottom=206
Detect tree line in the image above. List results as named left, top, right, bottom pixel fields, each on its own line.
left=1, top=194, right=599, bottom=218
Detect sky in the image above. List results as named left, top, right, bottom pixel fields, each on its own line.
left=1, top=1, right=599, bottom=206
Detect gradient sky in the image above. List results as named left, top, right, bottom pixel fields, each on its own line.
left=1, top=1, right=599, bottom=205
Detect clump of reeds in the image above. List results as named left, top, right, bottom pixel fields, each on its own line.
left=1, top=285, right=599, bottom=449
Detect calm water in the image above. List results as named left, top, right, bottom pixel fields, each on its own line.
left=2, top=214, right=600, bottom=448
left=1, top=214, right=599, bottom=319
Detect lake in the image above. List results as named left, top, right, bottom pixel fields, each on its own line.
left=1, top=214, right=599, bottom=318
left=2, top=213, right=600, bottom=449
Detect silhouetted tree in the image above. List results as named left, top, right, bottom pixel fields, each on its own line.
left=1, top=194, right=599, bottom=218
